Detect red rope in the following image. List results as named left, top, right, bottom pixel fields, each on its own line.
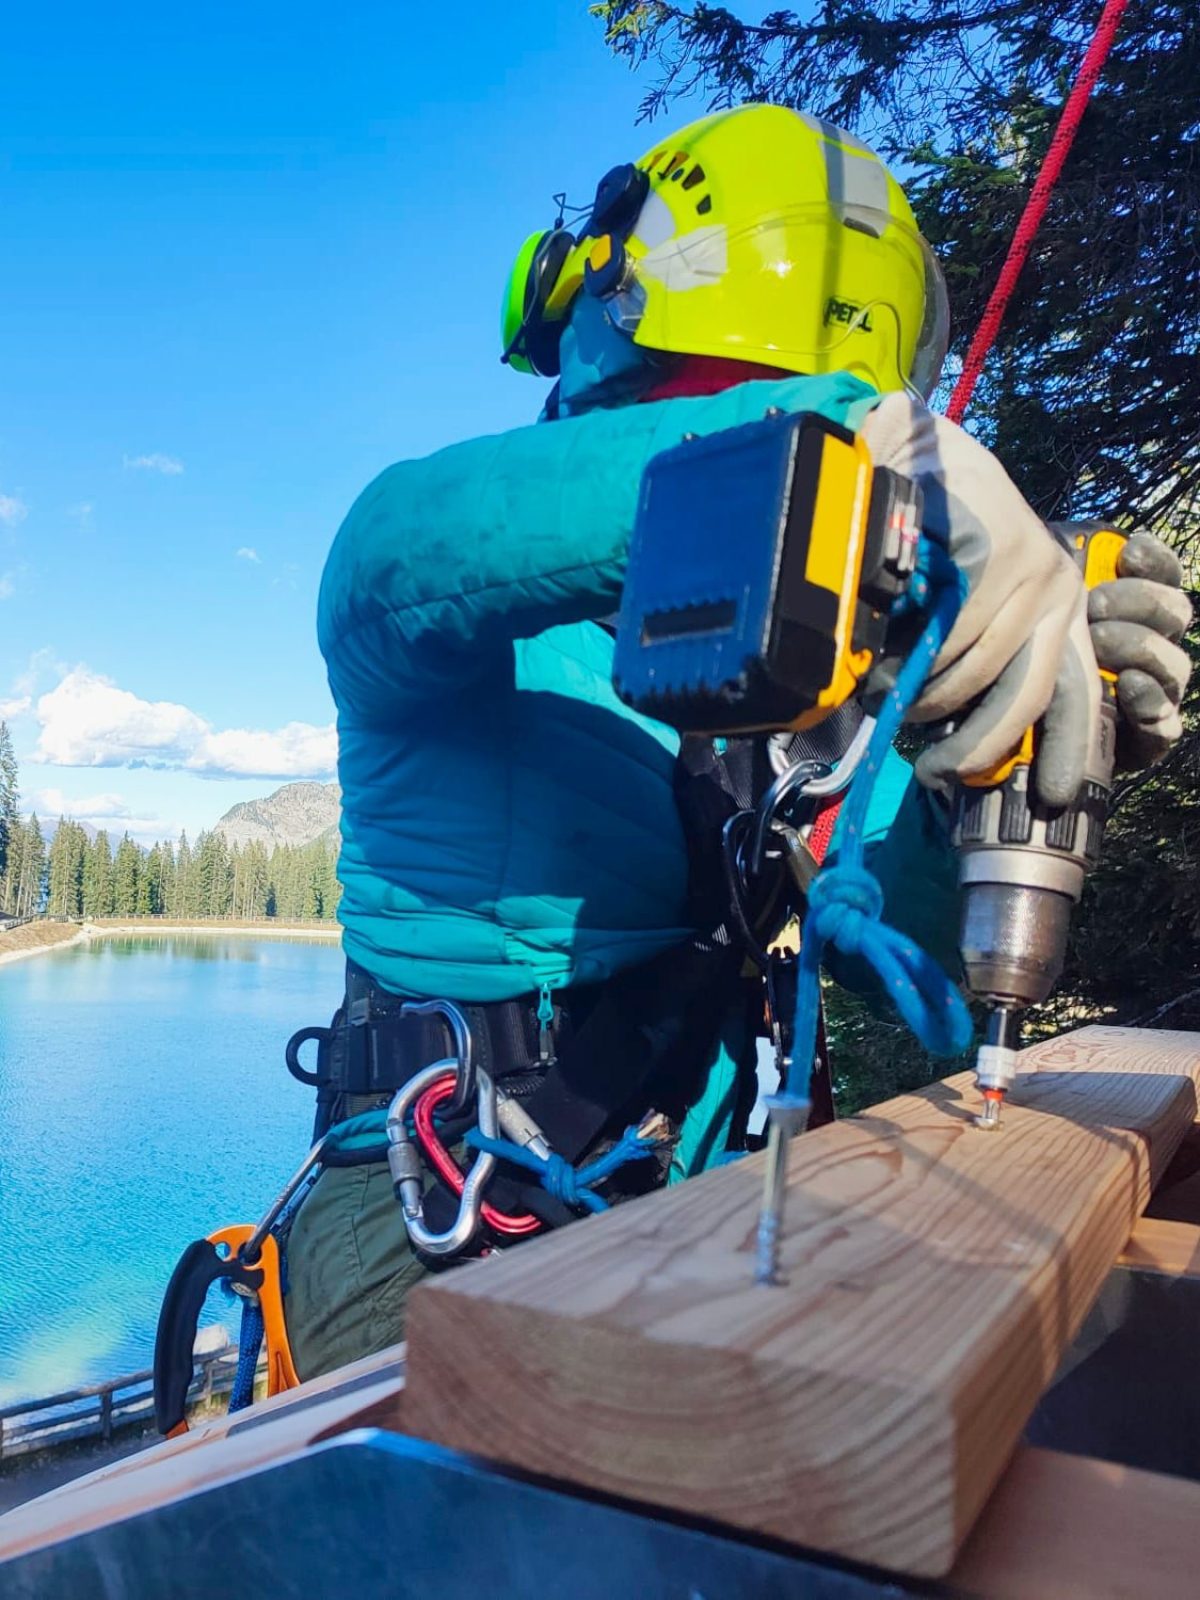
left=945, top=0, right=1129, bottom=424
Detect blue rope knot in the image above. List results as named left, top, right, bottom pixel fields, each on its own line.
left=807, top=865, right=884, bottom=955
left=784, top=537, right=975, bottom=1105
left=540, top=1151, right=584, bottom=1208
left=465, top=1123, right=662, bottom=1216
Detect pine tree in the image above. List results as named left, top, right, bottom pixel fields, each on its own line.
left=172, top=832, right=194, bottom=918
left=157, top=837, right=176, bottom=917
left=47, top=821, right=86, bottom=918
left=82, top=830, right=114, bottom=919
left=139, top=843, right=167, bottom=916
left=16, top=815, right=47, bottom=916
left=3, top=815, right=25, bottom=919
left=0, top=721, right=19, bottom=911
left=112, top=834, right=141, bottom=917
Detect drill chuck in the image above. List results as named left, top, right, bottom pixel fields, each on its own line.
left=953, top=693, right=1117, bottom=1011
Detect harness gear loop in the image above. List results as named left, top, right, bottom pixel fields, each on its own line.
left=946, top=0, right=1129, bottom=423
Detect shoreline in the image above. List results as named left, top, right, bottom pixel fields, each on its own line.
left=0, top=920, right=341, bottom=968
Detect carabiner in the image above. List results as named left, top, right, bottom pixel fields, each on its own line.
left=749, top=714, right=877, bottom=877
left=402, top=997, right=476, bottom=1116
left=386, top=999, right=501, bottom=1257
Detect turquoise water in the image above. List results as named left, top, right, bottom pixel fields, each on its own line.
left=0, top=934, right=343, bottom=1404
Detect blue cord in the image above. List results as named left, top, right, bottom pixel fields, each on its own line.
left=464, top=1124, right=662, bottom=1214
left=785, top=540, right=974, bottom=1103
left=228, top=1298, right=264, bottom=1413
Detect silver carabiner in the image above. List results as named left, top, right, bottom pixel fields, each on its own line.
left=385, top=999, right=499, bottom=1258
left=749, top=714, right=877, bottom=877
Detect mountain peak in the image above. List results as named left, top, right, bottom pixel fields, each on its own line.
left=214, top=781, right=341, bottom=850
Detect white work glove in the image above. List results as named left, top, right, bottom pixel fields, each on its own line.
left=861, top=393, right=1098, bottom=807
left=1086, top=532, right=1193, bottom=770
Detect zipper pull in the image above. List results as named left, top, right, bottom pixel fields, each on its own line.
left=537, top=983, right=556, bottom=1067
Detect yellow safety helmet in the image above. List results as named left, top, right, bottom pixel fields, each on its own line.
left=500, top=104, right=949, bottom=397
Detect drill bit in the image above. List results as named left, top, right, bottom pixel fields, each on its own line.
left=973, top=1006, right=1020, bottom=1131
left=754, top=1093, right=810, bottom=1286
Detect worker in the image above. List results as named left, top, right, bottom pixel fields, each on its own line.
left=283, top=105, right=1191, bottom=1379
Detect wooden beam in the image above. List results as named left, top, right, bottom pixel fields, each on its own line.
left=403, top=1026, right=1200, bottom=1579
left=1119, top=1217, right=1200, bottom=1280
left=951, top=1446, right=1200, bottom=1600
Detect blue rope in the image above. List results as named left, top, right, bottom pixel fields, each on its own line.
left=464, top=1124, right=662, bottom=1214
left=785, top=541, right=974, bottom=1103
left=228, top=1298, right=264, bottom=1413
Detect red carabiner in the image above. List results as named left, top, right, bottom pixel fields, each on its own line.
left=413, top=1073, right=542, bottom=1239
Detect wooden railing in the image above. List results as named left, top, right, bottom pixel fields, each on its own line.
left=0, top=1347, right=248, bottom=1463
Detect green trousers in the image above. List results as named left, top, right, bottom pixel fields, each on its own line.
left=285, top=1160, right=430, bottom=1381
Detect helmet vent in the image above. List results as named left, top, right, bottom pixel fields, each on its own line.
left=843, top=211, right=884, bottom=240
left=696, top=195, right=713, bottom=215
left=681, top=164, right=705, bottom=190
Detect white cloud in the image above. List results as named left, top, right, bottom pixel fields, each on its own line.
left=67, top=502, right=95, bottom=529
left=0, top=696, right=31, bottom=719
left=0, top=574, right=13, bottom=600
left=236, top=546, right=261, bottom=563
left=31, top=787, right=172, bottom=845
left=0, top=493, right=27, bottom=526
left=32, top=667, right=336, bottom=780
left=14, top=648, right=68, bottom=700
left=123, top=453, right=184, bottom=476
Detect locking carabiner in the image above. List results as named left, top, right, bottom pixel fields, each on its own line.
left=386, top=999, right=502, bottom=1257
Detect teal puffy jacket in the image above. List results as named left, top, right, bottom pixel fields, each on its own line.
left=318, top=370, right=959, bottom=1019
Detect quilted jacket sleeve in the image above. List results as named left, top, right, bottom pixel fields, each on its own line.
left=317, top=372, right=876, bottom=726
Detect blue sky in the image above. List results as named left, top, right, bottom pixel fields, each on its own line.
left=0, top=2, right=699, bottom=844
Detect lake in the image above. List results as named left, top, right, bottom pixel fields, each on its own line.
left=0, top=934, right=343, bottom=1405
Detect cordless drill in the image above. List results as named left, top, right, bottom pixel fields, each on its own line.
left=952, top=525, right=1125, bottom=1128
left=612, top=412, right=1122, bottom=1134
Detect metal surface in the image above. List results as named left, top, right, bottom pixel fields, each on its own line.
left=402, top=997, right=475, bottom=1114
left=751, top=716, right=876, bottom=875
left=1025, top=1263, right=1200, bottom=1482
left=756, top=1093, right=811, bottom=1286
left=242, top=1138, right=327, bottom=1263
left=972, top=1007, right=1019, bottom=1132
left=386, top=1060, right=499, bottom=1256
left=958, top=882, right=1074, bottom=1009
left=0, top=1431, right=925, bottom=1599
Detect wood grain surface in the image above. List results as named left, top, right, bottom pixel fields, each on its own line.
left=951, top=1445, right=1200, bottom=1599
left=1118, top=1216, right=1200, bottom=1279
left=403, top=1026, right=1200, bottom=1578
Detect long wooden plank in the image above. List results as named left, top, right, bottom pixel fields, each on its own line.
left=403, top=1025, right=1200, bottom=1578
left=950, top=1446, right=1200, bottom=1599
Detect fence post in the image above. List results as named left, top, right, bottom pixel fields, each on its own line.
left=100, top=1389, right=113, bottom=1443
left=200, top=1355, right=213, bottom=1406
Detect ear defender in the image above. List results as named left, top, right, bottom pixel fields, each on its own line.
left=500, top=162, right=651, bottom=377
left=500, top=228, right=576, bottom=377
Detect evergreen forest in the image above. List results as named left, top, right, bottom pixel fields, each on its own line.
left=0, top=722, right=341, bottom=924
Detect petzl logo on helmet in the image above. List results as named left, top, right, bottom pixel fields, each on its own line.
left=824, top=296, right=873, bottom=332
